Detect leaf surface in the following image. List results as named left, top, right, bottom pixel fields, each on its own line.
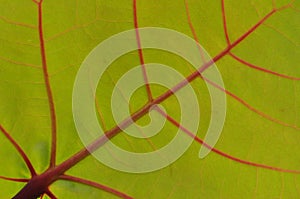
left=0, top=0, right=299, bottom=198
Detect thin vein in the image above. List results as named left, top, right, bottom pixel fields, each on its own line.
left=0, top=125, right=36, bottom=176
left=133, top=0, right=153, bottom=101
left=0, top=176, right=29, bottom=183
left=200, top=75, right=300, bottom=130
left=156, top=108, right=300, bottom=174
left=229, top=52, right=300, bottom=80
left=60, top=175, right=134, bottom=199
left=184, top=0, right=206, bottom=62
left=221, top=0, right=231, bottom=44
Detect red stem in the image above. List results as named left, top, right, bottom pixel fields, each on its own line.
left=60, top=175, right=134, bottom=199
left=37, top=0, right=57, bottom=167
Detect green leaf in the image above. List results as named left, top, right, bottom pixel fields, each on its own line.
left=0, top=0, right=299, bottom=198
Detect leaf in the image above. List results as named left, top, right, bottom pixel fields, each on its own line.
left=0, top=0, right=299, bottom=198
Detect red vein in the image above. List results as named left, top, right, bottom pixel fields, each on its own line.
left=0, top=176, right=29, bottom=183
left=45, top=189, right=57, bottom=199
left=36, top=0, right=57, bottom=167
left=221, top=0, right=230, bottom=44
left=200, top=75, right=300, bottom=130
left=60, top=175, right=134, bottom=199
left=155, top=107, right=300, bottom=174
left=0, top=125, right=36, bottom=176
left=229, top=52, right=300, bottom=80
left=133, top=0, right=153, bottom=101
left=32, top=0, right=39, bottom=4
left=184, top=0, right=206, bottom=62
